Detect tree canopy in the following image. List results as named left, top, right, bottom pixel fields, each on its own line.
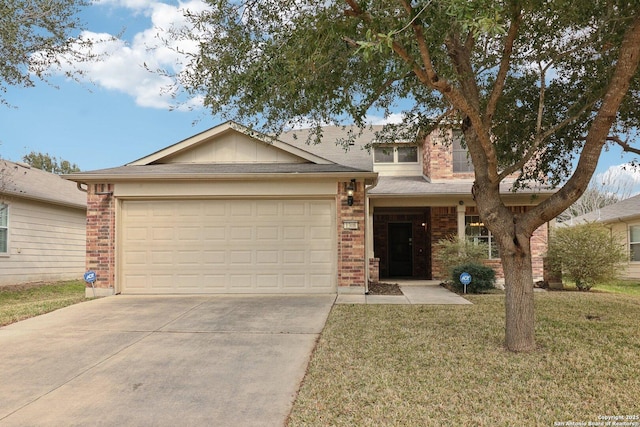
left=176, top=1, right=640, bottom=184
left=0, top=0, right=93, bottom=105
left=22, top=151, right=80, bottom=174
left=169, top=0, right=640, bottom=352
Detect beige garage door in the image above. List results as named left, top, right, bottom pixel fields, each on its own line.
left=120, top=199, right=336, bottom=294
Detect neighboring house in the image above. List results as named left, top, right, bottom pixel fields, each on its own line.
left=0, top=160, right=87, bottom=285
left=65, top=121, right=553, bottom=297
left=565, top=193, right=640, bottom=280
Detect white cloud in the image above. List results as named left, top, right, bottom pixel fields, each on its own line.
left=46, top=0, right=208, bottom=109
left=594, top=163, right=640, bottom=197
left=365, top=112, right=405, bottom=125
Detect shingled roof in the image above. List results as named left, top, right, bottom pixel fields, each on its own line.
left=0, top=160, right=86, bottom=209
left=568, top=193, right=640, bottom=224
left=278, top=125, right=381, bottom=171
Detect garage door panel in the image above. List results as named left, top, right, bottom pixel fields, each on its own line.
left=256, top=226, right=278, bottom=240
left=204, top=250, right=225, bottom=264
left=230, top=202, right=253, bottom=216
left=256, top=275, right=279, bottom=288
left=257, top=202, right=279, bottom=216
left=204, top=227, right=226, bottom=240
left=283, top=227, right=305, bottom=240
left=230, top=227, right=252, bottom=240
left=120, top=199, right=336, bottom=294
left=256, top=250, right=279, bottom=264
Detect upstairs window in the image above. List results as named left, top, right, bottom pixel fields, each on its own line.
left=453, top=131, right=474, bottom=173
left=374, top=146, right=418, bottom=164
left=465, top=215, right=499, bottom=259
left=0, top=203, right=7, bottom=254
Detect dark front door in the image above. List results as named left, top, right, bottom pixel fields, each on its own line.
left=388, top=223, right=413, bottom=277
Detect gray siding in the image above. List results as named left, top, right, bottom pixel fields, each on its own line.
left=0, top=198, right=86, bottom=285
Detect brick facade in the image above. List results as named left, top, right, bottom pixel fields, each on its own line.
left=423, top=133, right=475, bottom=181
left=86, top=183, right=116, bottom=295
left=337, top=180, right=367, bottom=291
left=429, top=207, right=459, bottom=279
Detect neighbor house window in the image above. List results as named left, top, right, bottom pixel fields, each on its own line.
left=453, top=131, right=474, bottom=173
left=630, top=226, right=640, bottom=261
left=465, top=215, right=498, bottom=259
left=374, top=145, right=419, bottom=163
left=0, top=203, right=7, bottom=254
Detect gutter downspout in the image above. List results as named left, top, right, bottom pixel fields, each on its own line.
left=364, top=176, right=380, bottom=294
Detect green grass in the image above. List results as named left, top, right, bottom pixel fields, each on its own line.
left=0, top=280, right=89, bottom=326
left=288, top=292, right=640, bottom=426
left=590, top=280, right=640, bottom=296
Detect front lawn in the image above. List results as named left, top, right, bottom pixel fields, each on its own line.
left=288, top=292, right=640, bottom=426
left=590, top=280, right=640, bottom=296
left=0, top=280, right=89, bottom=327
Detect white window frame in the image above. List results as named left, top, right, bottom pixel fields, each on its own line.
left=629, top=225, right=640, bottom=262
left=0, top=203, right=8, bottom=255
left=465, top=215, right=499, bottom=259
left=373, top=145, right=419, bottom=164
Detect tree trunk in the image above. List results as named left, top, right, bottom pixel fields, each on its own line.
left=500, top=240, right=536, bottom=352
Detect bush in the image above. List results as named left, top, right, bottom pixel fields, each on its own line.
left=451, top=264, right=496, bottom=293
left=435, top=236, right=490, bottom=277
left=546, top=222, right=626, bottom=291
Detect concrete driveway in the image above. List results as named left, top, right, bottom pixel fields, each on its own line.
left=0, top=294, right=335, bottom=427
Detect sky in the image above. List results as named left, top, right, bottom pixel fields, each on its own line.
left=1, top=0, right=639, bottom=191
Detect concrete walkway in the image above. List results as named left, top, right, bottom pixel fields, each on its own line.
left=335, top=280, right=472, bottom=305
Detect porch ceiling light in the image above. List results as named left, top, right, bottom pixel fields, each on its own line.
left=347, top=179, right=355, bottom=206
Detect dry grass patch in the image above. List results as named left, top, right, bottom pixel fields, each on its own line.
left=0, top=280, right=89, bottom=326
left=288, top=292, right=640, bottom=426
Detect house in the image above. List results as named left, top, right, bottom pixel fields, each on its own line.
left=65, top=121, right=552, bottom=297
left=0, top=160, right=86, bottom=285
left=565, top=193, right=640, bottom=280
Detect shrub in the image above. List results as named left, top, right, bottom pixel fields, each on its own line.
left=435, top=236, right=490, bottom=277
left=451, top=264, right=496, bottom=293
left=546, top=222, right=626, bottom=291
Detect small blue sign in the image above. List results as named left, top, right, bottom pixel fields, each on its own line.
left=84, top=270, right=97, bottom=284
left=460, top=272, right=472, bottom=285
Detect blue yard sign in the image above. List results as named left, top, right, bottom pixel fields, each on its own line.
left=84, top=270, right=97, bottom=284
left=84, top=270, right=97, bottom=298
left=459, top=272, right=472, bottom=294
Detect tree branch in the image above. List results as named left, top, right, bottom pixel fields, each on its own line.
left=345, top=0, right=363, bottom=15
left=526, top=13, right=640, bottom=229
left=396, top=0, right=493, bottom=162
left=358, top=71, right=415, bottom=114
left=497, top=97, right=599, bottom=180
left=484, top=6, right=522, bottom=126
left=608, top=135, right=640, bottom=155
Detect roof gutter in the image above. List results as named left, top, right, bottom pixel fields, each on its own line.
left=63, top=171, right=378, bottom=184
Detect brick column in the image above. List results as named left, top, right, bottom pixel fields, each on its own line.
left=369, top=258, right=380, bottom=283
left=86, top=183, right=116, bottom=297
left=337, top=180, right=366, bottom=293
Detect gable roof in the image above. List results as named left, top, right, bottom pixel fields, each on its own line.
left=65, top=121, right=377, bottom=183
left=129, top=121, right=334, bottom=166
left=568, top=193, right=640, bottom=224
left=0, top=160, right=86, bottom=209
